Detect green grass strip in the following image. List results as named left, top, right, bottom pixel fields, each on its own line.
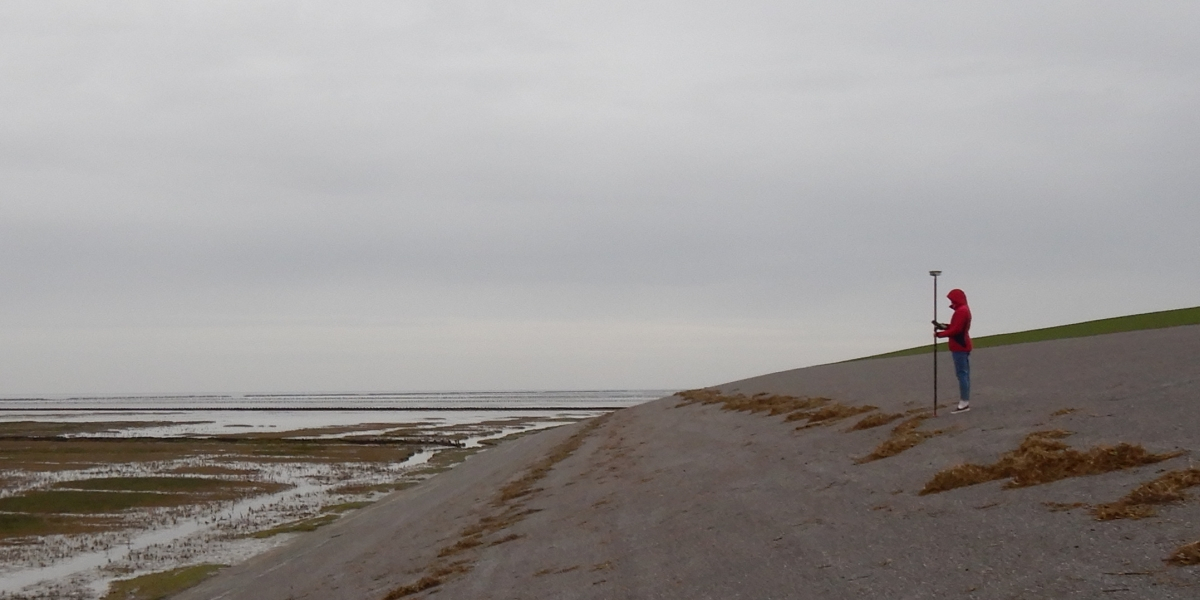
left=323, top=500, right=374, bottom=513
left=0, top=490, right=194, bottom=513
left=857, top=306, right=1200, bottom=361
left=103, top=564, right=223, bottom=600
left=55, top=476, right=230, bottom=493
left=249, top=514, right=339, bottom=538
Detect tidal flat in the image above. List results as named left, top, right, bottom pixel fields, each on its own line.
left=0, top=414, right=589, bottom=599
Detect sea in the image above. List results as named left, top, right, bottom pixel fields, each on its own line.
left=0, top=389, right=673, bottom=436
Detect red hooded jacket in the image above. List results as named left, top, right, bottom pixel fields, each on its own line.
left=936, top=289, right=972, bottom=352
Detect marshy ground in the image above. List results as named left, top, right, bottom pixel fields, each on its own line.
left=0, top=414, right=587, bottom=599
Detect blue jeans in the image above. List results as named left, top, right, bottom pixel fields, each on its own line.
left=951, top=351, right=970, bottom=401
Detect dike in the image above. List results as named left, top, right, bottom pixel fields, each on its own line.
left=173, top=324, right=1200, bottom=599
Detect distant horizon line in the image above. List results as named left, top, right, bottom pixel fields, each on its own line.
left=0, top=388, right=682, bottom=402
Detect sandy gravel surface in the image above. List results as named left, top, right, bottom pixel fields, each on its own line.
left=174, top=325, right=1200, bottom=599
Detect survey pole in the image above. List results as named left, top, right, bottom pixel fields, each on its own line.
left=930, top=270, right=942, bottom=416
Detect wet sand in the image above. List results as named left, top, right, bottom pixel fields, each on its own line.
left=174, top=324, right=1200, bottom=599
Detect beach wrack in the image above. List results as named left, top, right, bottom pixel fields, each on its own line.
left=681, top=386, right=1200, bottom=569
left=382, top=414, right=611, bottom=599
left=920, top=430, right=1181, bottom=495
left=676, top=388, right=945, bottom=462
left=856, top=414, right=944, bottom=463
left=1092, top=468, right=1200, bottom=521
left=920, top=427, right=1198, bottom=566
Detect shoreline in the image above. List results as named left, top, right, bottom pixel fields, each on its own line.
left=0, top=412, right=601, bottom=598
left=175, top=324, right=1200, bottom=599
left=0, top=406, right=633, bottom=412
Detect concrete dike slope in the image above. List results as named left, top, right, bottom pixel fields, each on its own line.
left=174, top=324, right=1200, bottom=599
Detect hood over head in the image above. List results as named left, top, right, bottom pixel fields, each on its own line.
left=947, top=288, right=968, bottom=309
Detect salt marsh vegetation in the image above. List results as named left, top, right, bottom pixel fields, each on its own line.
left=0, top=413, right=587, bottom=599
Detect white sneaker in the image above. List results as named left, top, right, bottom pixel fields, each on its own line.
left=951, top=402, right=970, bottom=414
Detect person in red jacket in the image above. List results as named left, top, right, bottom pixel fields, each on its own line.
left=934, top=288, right=973, bottom=413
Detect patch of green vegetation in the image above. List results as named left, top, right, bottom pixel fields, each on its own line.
left=478, top=428, right=550, bottom=447
left=0, top=513, right=125, bottom=540
left=0, top=438, right=251, bottom=472
left=228, top=440, right=418, bottom=463
left=411, top=447, right=484, bottom=477
left=226, top=422, right=419, bottom=439
left=103, top=563, right=223, bottom=600
left=330, top=480, right=418, bottom=495
left=427, top=447, right=482, bottom=469
left=473, top=416, right=554, bottom=429
left=0, top=421, right=192, bottom=438
left=0, top=513, right=46, bottom=537
left=856, top=306, right=1200, bottom=361
left=168, top=465, right=256, bottom=476
left=0, top=490, right=196, bottom=513
left=54, top=476, right=234, bottom=493
left=2, top=480, right=289, bottom=514
left=322, top=500, right=374, bottom=513
left=0, top=437, right=418, bottom=473
left=249, top=514, right=339, bottom=538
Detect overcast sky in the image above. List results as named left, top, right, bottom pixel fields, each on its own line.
left=2, top=1, right=1198, bottom=395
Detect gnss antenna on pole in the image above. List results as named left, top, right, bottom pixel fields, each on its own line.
left=929, top=270, right=942, bottom=416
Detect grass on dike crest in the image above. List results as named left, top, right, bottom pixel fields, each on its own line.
left=854, top=305, right=1200, bottom=361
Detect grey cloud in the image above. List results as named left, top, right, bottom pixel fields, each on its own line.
left=1, top=1, right=1198, bottom=393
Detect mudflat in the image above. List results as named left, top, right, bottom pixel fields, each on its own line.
left=173, top=325, right=1200, bottom=599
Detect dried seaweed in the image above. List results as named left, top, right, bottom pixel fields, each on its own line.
left=1167, top=541, right=1200, bottom=566
left=847, top=412, right=904, bottom=432
left=675, top=388, right=883, bottom=431
left=857, top=415, right=943, bottom=463
left=921, top=431, right=1180, bottom=495
left=382, top=562, right=471, bottom=599
left=792, top=403, right=877, bottom=428
left=1092, top=468, right=1200, bottom=521
left=676, top=388, right=829, bottom=417
left=1043, top=502, right=1087, bottom=512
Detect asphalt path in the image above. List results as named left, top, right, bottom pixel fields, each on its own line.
left=174, top=324, right=1200, bottom=599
